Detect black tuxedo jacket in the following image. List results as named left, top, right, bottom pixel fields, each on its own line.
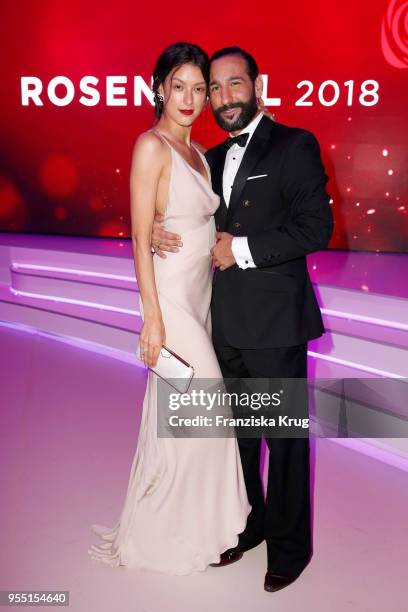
left=205, top=115, right=334, bottom=349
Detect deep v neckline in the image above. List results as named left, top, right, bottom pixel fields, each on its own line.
left=152, top=129, right=211, bottom=188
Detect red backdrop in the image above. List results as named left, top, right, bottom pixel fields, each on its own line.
left=0, top=0, right=407, bottom=251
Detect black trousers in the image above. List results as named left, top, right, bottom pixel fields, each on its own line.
left=212, top=298, right=312, bottom=576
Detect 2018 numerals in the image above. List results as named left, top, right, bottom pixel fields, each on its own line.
left=295, top=80, right=379, bottom=107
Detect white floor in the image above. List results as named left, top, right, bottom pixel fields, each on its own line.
left=1, top=326, right=407, bottom=612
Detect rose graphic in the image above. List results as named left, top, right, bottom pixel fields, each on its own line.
left=381, top=0, right=408, bottom=68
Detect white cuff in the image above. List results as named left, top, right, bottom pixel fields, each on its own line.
left=231, top=236, right=256, bottom=269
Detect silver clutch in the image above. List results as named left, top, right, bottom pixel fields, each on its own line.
left=136, top=343, right=194, bottom=393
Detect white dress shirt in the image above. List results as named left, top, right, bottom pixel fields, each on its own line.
left=223, top=110, right=264, bottom=269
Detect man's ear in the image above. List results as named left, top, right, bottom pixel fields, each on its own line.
left=254, top=74, right=263, bottom=100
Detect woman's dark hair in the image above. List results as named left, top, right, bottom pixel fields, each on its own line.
left=210, top=46, right=259, bottom=82
left=152, top=42, right=210, bottom=118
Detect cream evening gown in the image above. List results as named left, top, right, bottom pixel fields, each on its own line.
left=88, top=129, right=251, bottom=575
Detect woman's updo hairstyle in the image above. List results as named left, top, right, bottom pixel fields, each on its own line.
left=152, top=42, right=210, bottom=118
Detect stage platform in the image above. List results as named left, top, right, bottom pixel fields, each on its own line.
left=0, top=232, right=407, bottom=466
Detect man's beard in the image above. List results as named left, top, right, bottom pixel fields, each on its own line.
left=212, top=90, right=258, bottom=132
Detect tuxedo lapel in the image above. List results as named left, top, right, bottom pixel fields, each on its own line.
left=226, top=115, right=273, bottom=223
left=211, top=144, right=226, bottom=197
left=210, top=144, right=228, bottom=229
left=209, top=116, right=275, bottom=229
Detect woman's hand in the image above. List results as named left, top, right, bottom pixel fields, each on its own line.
left=139, top=315, right=165, bottom=368
left=257, top=96, right=276, bottom=122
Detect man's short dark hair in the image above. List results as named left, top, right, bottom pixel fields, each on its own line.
left=209, top=46, right=259, bottom=81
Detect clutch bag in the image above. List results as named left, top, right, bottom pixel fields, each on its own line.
left=136, top=343, right=194, bottom=393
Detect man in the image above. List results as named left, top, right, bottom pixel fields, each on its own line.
left=151, top=46, right=334, bottom=592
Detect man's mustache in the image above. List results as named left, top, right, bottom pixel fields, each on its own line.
left=215, top=103, right=244, bottom=114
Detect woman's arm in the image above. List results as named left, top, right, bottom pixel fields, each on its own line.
left=130, top=131, right=167, bottom=368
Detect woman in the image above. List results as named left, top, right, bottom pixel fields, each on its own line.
left=88, top=42, right=251, bottom=575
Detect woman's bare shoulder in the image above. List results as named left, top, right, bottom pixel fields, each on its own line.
left=132, top=129, right=168, bottom=159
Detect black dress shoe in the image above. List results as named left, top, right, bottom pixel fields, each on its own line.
left=264, top=570, right=299, bottom=592
left=209, top=547, right=243, bottom=567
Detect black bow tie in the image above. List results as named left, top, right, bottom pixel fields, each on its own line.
left=224, top=132, right=250, bottom=150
